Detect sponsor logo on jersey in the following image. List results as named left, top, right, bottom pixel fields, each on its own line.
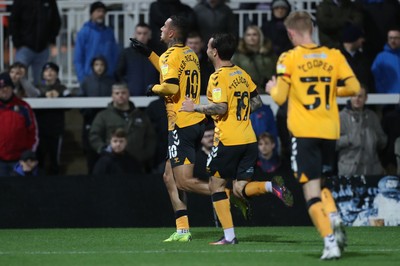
left=303, top=53, right=327, bottom=59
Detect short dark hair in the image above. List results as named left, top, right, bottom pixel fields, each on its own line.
left=111, top=128, right=127, bottom=139
left=170, top=15, right=189, bottom=42
left=9, top=61, right=27, bottom=72
left=136, top=22, right=151, bottom=30
left=258, top=132, right=275, bottom=144
left=211, top=33, right=237, bottom=60
left=187, top=31, right=203, bottom=40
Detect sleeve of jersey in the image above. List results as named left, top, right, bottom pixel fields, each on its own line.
left=210, top=74, right=227, bottom=103
left=336, top=52, right=361, bottom=97
left=271, top=53, right=291, bottom=105
left=152, top=55, right=179, bottom=95
left=148, top=52, right=161, bottom=72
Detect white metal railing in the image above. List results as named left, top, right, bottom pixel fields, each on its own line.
left=0, top=0, right=323, bottom=89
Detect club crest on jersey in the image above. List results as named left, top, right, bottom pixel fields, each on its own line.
left=212, top=88, right=222, bottom=101
left=161, top=64, right=169, bottom=76
left=277, top=64, right=286, bottom=74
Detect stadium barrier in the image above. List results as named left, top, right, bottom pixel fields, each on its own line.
left=0, top=173, right=309, bottom=228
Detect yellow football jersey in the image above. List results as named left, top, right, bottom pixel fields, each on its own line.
left=159, top=44, right=205, bottom=130
left=207, top=65, right=257, bottom=146
left=272, top=44, right=358, bottom=139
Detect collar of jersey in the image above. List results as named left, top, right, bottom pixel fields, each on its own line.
left=299, top=43, right=320, bottom=49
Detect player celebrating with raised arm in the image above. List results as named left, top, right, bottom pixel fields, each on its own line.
left=130, top=15, right=210, bottom=242
left=266, top=11, right=360, bottom=260
left=181, top=33, right=293, bottom=245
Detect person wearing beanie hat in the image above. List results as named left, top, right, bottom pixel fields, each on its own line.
left=34, top=62, right=67, bottom=175
left=339, top=24, right=373, bottom=91
left=74, top=1, right=119, bottom=83
left=90, top=1, right=106, bottom=15
left=0, top=72, right=38, bottom=177
left=272, top=0, right=289, bottom=9
left=12, top=150, right=41, bottom=176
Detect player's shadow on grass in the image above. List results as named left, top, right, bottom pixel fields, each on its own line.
left=304, top=251, right=388, bottom=259
left=240, top=234, right=299, bottom=244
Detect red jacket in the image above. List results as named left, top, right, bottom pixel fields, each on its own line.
left=0, top=95, right=38, bottom=161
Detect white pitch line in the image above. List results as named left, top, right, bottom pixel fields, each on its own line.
left=0, top=249, right=399, bottom=255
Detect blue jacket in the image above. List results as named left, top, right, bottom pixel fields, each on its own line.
left=74, top=21, right=119, bottom=83
left=371, top=44, right=400, bottom=93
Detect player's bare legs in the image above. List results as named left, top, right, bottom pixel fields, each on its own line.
left=173, top=164, right=210, bottom=195
left=162, top=160, right=192, bottom=242
left=163, top=160, right=187, bottom=211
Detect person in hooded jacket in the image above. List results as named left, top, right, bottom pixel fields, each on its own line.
left=261, top=0, right=293, bottom=57
left=74, top=1, right=119, bottom=83
left=80, top=55, right=115, bottom=174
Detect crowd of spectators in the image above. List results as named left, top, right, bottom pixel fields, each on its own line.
left=0, top=0, right=399, bottom=177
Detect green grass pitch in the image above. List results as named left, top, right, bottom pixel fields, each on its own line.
left=0, top=226, right=399, bottom=266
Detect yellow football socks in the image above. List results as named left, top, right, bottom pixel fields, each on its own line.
left=308, top=201, right=333, bottom=238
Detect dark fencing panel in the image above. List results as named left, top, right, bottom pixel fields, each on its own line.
left=0, top=174, right=310, bottom=228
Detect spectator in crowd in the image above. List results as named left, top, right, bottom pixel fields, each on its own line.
left=149, top=0, right=197, bottom=54
left=193, top=0, right=237, bottom=43
left=339, top=23, right=374, bottom=92
left=193, top=122, right=214, bottom=180
left=0, top=72, right=38, bottom=177
left=9, top=0, right=61, bottom=85
left=80, top=55, right=114, bottom=174
left=232, top=25, right=276, bottom=94
left=396, top=137, right=400, bottom=175
left=34, top=62, right=67, bottom=175
left=255, top=132, right=281, bottom=175
left=8, top=62, right=40, bottom=98
left=336, top=85, right=387, bottom=176
left=250, top=103, right=279, bottom=153
left=381, top=101, right=400, bottom=174
left=116, top=23, right=158, bottom=96
left=316, top=0, right=364, bottom=48
left=185, top=31, right=214, bottom=95
left=89, top=83, right=156, bottom=173
left=262, top=0, right=292, bottom=57
left=355, top=0, right=400, bottom=63
left=371, top=26, right=400, bottom=94
left=12, top=150, right=41, bottom=177
left=92, top=128, right=142, bottom=175
left=146, top=96, right=168, bottom=174
left=74, top=1, right=119, bottom=83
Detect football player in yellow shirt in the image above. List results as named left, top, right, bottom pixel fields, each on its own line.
left=131, top=15, right=208, bottom=242
left=266, top=11, right=360, bottom=260
left=181, top=33, right=293, bottom=245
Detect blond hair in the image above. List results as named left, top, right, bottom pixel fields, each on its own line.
left=284, top=11, right=313, bottom=35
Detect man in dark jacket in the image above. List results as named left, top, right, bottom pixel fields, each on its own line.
left=9, top=0, right=61, bottom=85
left=0, top=72, right=38, bottom=177
left=115, top=23, right=158, bottom=96
left=89, top=83, right=157, bottom=173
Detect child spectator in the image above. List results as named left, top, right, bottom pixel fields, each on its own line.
left=92, top=128, right=141, bottom=175
left=80, top=56, right=114, bottom=174
left=8, top=62, right=40, bottom=98
left=34, top=62, right=67, bottom=175
left=255, top=132, right=281, bottom=175
left=12, top=150, right=41, bottom=176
